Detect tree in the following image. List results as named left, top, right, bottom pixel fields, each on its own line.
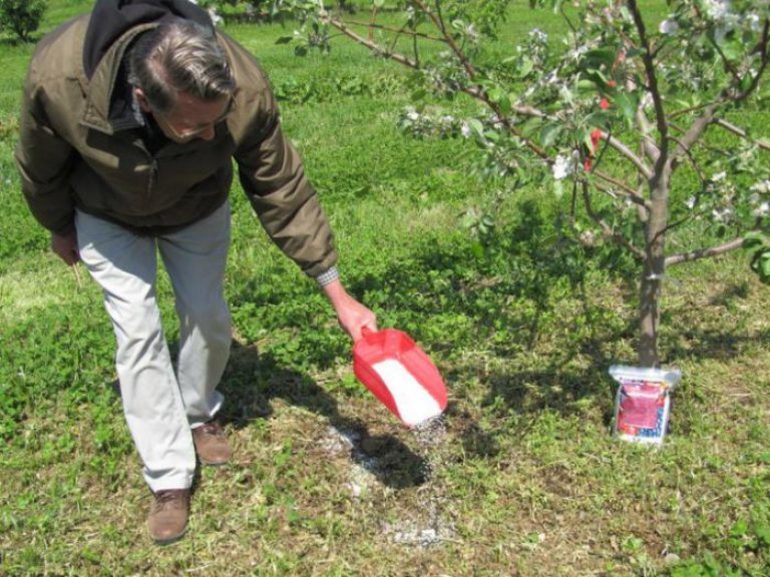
left=0, top=0, right=46, bottom=42
left=275, top=0, right=770, bottom=367
left=198, top=0, right=271, bottom=23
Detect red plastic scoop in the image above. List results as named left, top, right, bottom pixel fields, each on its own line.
left=353, top=328, right=448, bottom=427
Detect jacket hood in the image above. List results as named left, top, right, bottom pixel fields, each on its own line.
left=83, top=0, right=213, bottom=79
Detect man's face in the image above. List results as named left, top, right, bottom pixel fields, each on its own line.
left=135, top=88, right=232, bottom=144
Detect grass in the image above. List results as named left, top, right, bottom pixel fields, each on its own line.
left=1, top=1, right=770, bottom=576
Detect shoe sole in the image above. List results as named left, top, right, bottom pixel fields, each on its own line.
left=198, top=457, right=229, bottom=466
left=152, top=527, right=187, bottom=546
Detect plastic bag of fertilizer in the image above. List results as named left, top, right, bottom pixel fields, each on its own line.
left=609, top=365, right=682, bottom=445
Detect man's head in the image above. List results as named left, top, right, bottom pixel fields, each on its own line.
left=128, top=21, right=236, bottom=142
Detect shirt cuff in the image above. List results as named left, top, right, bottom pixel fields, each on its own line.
left=315, top=266, right=340, bottom=287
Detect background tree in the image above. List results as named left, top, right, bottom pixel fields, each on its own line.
left=0, top=0, right=46, bottom=42
left=274, top=0, right=770, bottom=367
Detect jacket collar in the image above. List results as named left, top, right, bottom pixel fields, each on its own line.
left=80, top=24, right=158, bottom=134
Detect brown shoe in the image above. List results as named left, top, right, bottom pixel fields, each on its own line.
left=147, top=489, right=190, bottom=545
left=192, top=420, right=232, bottom=466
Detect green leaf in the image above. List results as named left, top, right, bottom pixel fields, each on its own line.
left=729, top=519, right=748, bottom=537
left=520, top=117, right=543, bottom=139
left=540, top=123, right=562, bottom=148
left=613, top=92, right=638, bottom=127
left=519, top=57, right=534, bottom=78
left=275, top=36, right=294, bottom=45
left=411, top=88, right=428, bottom=101
left=742, top=231, right=767, bottom=250
left=487, top=86, right=512, bottom=115
left=760, top=253, right=770, bottom=280
left=579, top=48, right=616, bottom=71
left=582, top=129, right=595, bottom=151
left=468, top=118, right=485, bottom=139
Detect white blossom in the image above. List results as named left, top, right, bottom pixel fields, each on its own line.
left=712, top=171, right=727, bottom=182
left=659, top=19, right=679, bottom=35
left=703, top=0, right=731, bottom=21
left=544, top=71, right=560, bottom=85
left=754, top=202, right=770, bottom=217
left=552, top=154, right=573, bottom=180
left=558, top=85, right=574, bottom=104
left=208, top=8, right=223, bottom=26
left=529, top=28, right=548, bottom=44
left=461, top=122, right=472, bottom=139
left=566, top=44, right=588, bottom=62
left=711, top=207, right=733, bottom=222
left=751, top=180, right=770, bottom=194
left=579, top=230, right=597, bottom=246
left=685, top=196, right=697, bottom=210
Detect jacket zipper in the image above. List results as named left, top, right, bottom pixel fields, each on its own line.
left=147, top=158, right=157, bottom=196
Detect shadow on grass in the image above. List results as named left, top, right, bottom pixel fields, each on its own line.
left=224, top=201, right=764, bottom=462
left=217, top=340, right=429, bottom=489
left=661, top=325, right=770, bottom=362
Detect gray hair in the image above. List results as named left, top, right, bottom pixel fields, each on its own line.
left=128, top=21, right=235, bottom=113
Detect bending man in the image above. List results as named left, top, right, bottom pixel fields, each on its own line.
left=15, top=0, right=377, bottom=545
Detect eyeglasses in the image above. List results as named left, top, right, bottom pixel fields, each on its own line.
left=151, top=97, right=234, bottom=142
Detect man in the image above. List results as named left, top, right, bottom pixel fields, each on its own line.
left=15, top=0, right=377, bottom=545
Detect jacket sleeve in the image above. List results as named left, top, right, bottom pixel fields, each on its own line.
left=14, top=66, right=77, bottom=235
left=233, top=87, right=338, bottom=279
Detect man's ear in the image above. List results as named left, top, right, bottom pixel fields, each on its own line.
left=133, top=87, right=151, bottom=113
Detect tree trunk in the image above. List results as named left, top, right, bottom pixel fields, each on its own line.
left=638, top=183, right=669, bottom=367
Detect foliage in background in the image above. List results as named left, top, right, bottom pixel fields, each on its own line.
left=0, top=0, right=46, bottom=41
left=276, top=0, right=770, bottom=367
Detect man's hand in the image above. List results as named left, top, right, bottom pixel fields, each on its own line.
left=321, top=279, right=377, bottom=342
left=51, top=229, right=80, bottom=265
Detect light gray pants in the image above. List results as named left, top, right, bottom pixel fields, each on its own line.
left=76, top=202, right=232, bottom=491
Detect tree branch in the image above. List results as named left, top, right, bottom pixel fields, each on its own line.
left=627, top=0, right=668, bottom=164
left=341, top=19, right=447, bottom=43
left=730, top=19, right=770, bottom=102
left=665, top=237, right=746, bottom=267
left=603, top=133, right=653, bottom=180
left=590, top=176, right=650, bottom=212
left=668, top=135, right=706, bottom=182
left=713, top=118, right=770, bottom=152
left=414, top=0, right=476, bottom=80
left=581, top=181, right=646, bottom=261
left=628, top=90, right=656, bottom=158
left=592, top=170, right=650, bottom=207
left=669, top=102, right=720, bottom=164
left=324, top=16, right=419, bottom=69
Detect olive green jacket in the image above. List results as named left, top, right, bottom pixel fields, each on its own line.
left=15, top=14, right=337, bottom=277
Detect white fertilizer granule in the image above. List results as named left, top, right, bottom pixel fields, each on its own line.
left=371, top=358, right=443, bottom=426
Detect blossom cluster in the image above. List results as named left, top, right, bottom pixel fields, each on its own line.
left=397, top=107, right=463, bottom=139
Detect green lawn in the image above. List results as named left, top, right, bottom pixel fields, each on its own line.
left=1, top=2, right=769, bottom=576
